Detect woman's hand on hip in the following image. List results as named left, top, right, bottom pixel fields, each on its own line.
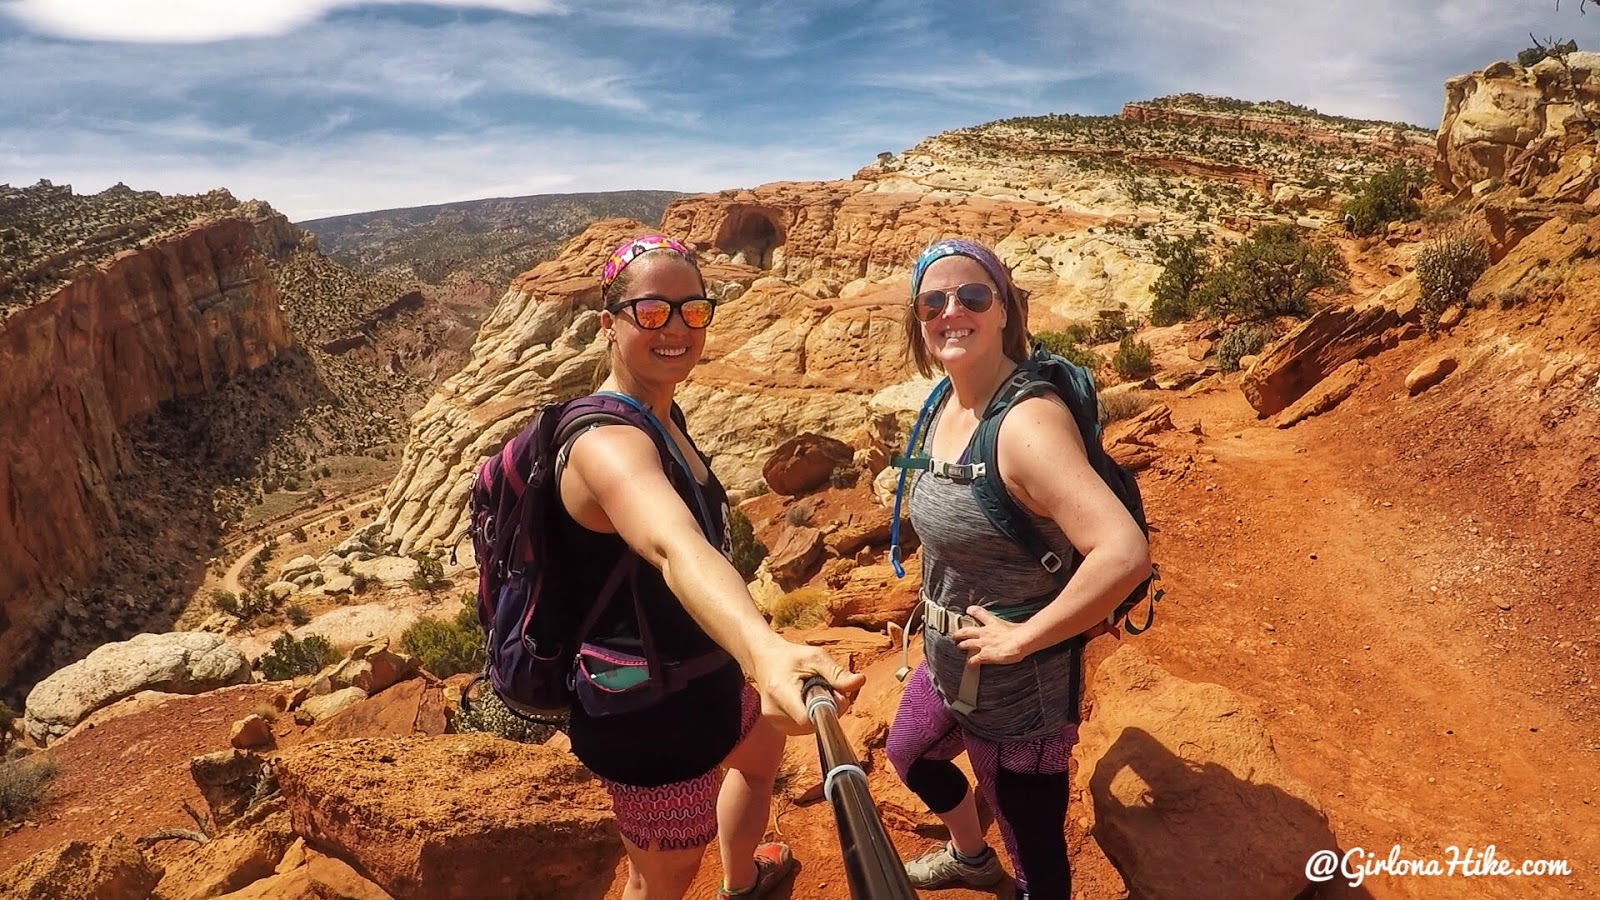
left=952, top=606, right=1035, bottom=666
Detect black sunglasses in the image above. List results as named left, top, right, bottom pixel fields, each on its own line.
left=913, top=282, right=996, bottom=322
left=606, top=295, right=717, bottom=330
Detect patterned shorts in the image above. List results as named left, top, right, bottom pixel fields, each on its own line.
left=597, top=683, right=761, bottom=851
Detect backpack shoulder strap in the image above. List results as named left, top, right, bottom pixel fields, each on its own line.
left=969, top=365, right=1075, bottom=584
left=888, top=377, right=951, bottom=577
left=569, top=392, right=719, bottom=543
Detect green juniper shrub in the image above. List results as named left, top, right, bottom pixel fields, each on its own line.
left=1216, top=323, right=1278, bottom=373
left=1148, top=234, right=1211, bottom=326
left=1111, top=335, right=1154, bottom=380
left=257, top=633, right=338, bottom=681
left=1340, top=164, right=1426, bottom=236
left=454, top=687, right=556, bottom=744
left=1196, top=225, right=1347, bottom=321
left=729, top=507, right=768, bottom=582
left=1033, top=330, right=1104, bottom=371
left=408, top=552, right=445, bottom=593
left=400, top=595, right=486, bottom=678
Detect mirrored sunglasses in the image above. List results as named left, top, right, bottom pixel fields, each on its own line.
left=913, top=282, right=995, bottom=322
left=608, top=296, right=716, bottom=330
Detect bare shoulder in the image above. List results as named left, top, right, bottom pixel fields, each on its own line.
left=998, top=393, right=1087, bottom=458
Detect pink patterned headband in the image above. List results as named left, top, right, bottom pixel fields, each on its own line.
left=601, top=235, right=694, bottom=296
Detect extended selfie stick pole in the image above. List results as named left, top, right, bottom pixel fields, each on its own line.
left=802, top=677, right=917, bottom=900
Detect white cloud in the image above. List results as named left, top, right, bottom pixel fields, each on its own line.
left=0, top=0, right=566, bottom=43
left=0, top=20, right=662, bottom=120
left=1055, top=0, right=1580, bottom=125
left=0, top=122, right=866, bottom=220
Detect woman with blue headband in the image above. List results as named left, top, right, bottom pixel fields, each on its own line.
left=556, top=235, right=865, bottom=899
left=885, top=239, right=1151, bottom=898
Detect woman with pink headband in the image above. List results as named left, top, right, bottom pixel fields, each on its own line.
left=554, top=235, right=864, bottom=900
left=885, top=239, right=1150, bottom=898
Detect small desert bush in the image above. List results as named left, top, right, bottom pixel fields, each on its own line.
left=768, top=587, right=830, bottom=629
left=1099, top=390, right=1155, bottom=426
left=290, top=525, right=308, bottom=543
left=400, top=596, right=485, bottom=678
left=1111, top=335, right=1154, bottom=380
left=730, top=508, right=768, bottom=582
left=408, top=552, right=446, bottom=592
left=0, top=754, right=58, bottom=823
left=1341, top=164, right=1426, bottom=236
left=1033, top=331, right=1103, bottom=371
left=211, top=589, right=240, bottom=615
left=285, top=603, right=311, bottom=626
left=1148, top=234, right=1211, bottom=326
left=257, top=633, right=338, bottom=681
left=1416, top=232, right=1490, bottom=333
left=455, top=688, right=556, bottom=744
left=1217, top=323, right=1277, bottom=373
left=785, top=504, right=813, bottom=528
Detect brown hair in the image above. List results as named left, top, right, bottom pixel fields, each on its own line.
left=902, top=269, right=1033, bottom=378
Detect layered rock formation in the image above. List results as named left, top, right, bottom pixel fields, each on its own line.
left=0, top=206, right=296, bottom=691
left=377, top=96, right=1438, bottom=554
left=1437, top=54, right=1600, bottom=192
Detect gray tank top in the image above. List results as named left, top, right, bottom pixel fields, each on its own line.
left=907, top=407, right=1081, bottom=742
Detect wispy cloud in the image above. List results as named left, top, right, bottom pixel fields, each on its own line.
left=2, top=0, right=1590, bottom=221
left=0, top=0, right=566, bottom=42
left=0, top=122, right=866, bottom=220
left=1049, top=0, right=1580, bottom=125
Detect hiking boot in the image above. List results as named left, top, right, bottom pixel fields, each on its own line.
left=905, top=841, right=1006, bottom=889
left=717, top=842, right=796, bottom=899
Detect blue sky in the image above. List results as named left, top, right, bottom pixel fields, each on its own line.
left=0, top=0, right=1586, bottom=220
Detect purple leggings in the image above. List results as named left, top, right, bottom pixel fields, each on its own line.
left=885, top=664, right=1077, bottom=898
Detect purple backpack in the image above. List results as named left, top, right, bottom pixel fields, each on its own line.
left=465, top=391, right=727, bottom=722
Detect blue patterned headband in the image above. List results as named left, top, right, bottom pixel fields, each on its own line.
left=910, top=239, right=1015, bottom=306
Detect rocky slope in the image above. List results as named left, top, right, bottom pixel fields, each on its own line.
left=0, top=194, right=297, bottom=696
left=0, top=183, right=454, bottom=701
left=299, top=190, right=684, bottom=289
left=377, top=95, right=1435, bottom=553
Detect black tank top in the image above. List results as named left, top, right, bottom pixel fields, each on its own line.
left=554, top=413, right=745, bottom=786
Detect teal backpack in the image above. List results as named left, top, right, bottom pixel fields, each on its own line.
left=888, top=344, right=1161, bottom=717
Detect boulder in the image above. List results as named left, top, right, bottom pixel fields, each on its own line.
left=300, top=687, right=368, bottom=723
left=275, top=734, right=620, bottom=899
left=1240, top=304, right=1397, bottom=417
left=766, top=526, right=826, bottom=589
left=309, top=639, right=420, bottom=697
left=1275, top=360, right=1368, bottom=428
left=762, top=433, right=855, bottom=496
left=822, top=505, right=897, bottom=558
left=1406, top=355, right=1459, bottom=396
left=213, top=849, right=393, bottom=899
left=230, top=714, right=274, bottom=749
left=192, top=749, right=272, bottom=827
left=304, top=677, right=450, bottom=743
left=24, top=632, right=251, bottom=743
left=263, top=582, right=297, bottom=602
left=280, top=556, right=320, bottom=582
left=1075, top=645, right=1335, bottom=900
left=828, top=562, right=920, bottom=631
left=0, top=834, right=161, bottom=900
left=153, top=805, right=295, bottom=900
left=322, top=574, right=357, bottom=596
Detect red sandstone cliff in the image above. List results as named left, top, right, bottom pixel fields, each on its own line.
left=0, top=212, right=297, bottom=690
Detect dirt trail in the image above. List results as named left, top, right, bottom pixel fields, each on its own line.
left=1130, top=383, right=1598, bottom=897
